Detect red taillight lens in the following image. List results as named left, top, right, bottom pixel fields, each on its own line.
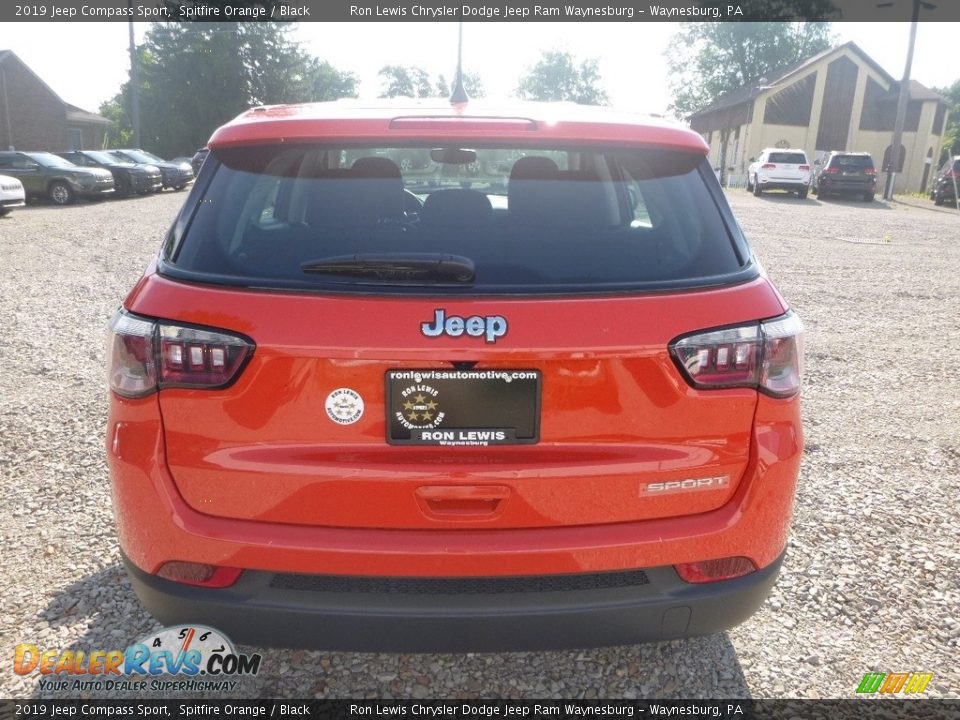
left=675, top=557, right=757, bottom=583
left=947, top=170, right=960, bottom=179
left=823, top=167, right=840, bottom=174
left=109, top=310, right=253, bottom=397
left=670, top=311, right=803, bottom=397
left=798, top=165, right=810, bottom=171
left=156, top=562, right=242, bottom=588
left=864, top=167, right=876, bottom=175
left=761, top=163, right=776, bottom=169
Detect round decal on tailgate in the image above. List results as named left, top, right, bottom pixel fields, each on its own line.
left=325, top=388, right=365, bottom=425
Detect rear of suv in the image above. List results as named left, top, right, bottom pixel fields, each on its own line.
left=812, top=151, right=877, bottom=202
left=108, top=100, right=804, bottom=652
left=747, top=148, right=811, bottom=198
left=929, top=155, right=960, bottom=207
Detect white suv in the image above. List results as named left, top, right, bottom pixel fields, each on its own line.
left=747, top=149, right=811, bottom=199
left=0, top=174, right=26, bottom=216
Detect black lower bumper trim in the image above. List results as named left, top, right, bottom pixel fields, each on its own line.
left=123, top=551, right=785, bottom=653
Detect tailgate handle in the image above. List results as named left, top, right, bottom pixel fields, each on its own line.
left=415, top=485, right=510, bottom=519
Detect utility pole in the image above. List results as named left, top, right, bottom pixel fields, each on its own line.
left=128, top=13, right=141, bottom=147
left=883, top=2, right=921, bottom=200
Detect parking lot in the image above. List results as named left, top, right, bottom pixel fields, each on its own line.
left=1, top=191, right=958, bottom=699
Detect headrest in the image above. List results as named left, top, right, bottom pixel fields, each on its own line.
left=351, top=156, right=402, bottom=179
left=509, top=156, right=559, bottom=181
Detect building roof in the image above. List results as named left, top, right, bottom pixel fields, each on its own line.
left=0, top=49, right=110, bottom=126
left=65, top=103, right=112, bottom=126
left=688, top=41, right=944, bottom=121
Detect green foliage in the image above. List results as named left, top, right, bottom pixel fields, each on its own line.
left=665, top=22, right=834, bottom=117
left=378, top=66, right=485, bottom=100
left=515, top=51, right=608, bottom=105
left=102, top=23, right=357, bottom=159
left=934, top=79, right=960, bottom=163
left=378, top=65, right=434, bottom=98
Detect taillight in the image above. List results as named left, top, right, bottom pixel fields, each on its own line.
left=761, top=163, right=776, bottom=169
left=675, top=557, right=757, bottom=583
left=947, top=170, right=960, bottom=179
left=799, top=165, right=810, bottom=171
left=670, top=311, right=803, bottom=398
left=864, top=167, right=876, bottom=175
left=109, top=310, right=253, bottom=398
left=823, top=167, right=840, bottom=174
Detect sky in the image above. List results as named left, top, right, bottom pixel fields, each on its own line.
left=3, top=21, right=958, bottom=119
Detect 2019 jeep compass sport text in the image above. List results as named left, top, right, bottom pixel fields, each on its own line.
left=107, top=100, right=804, bottom=652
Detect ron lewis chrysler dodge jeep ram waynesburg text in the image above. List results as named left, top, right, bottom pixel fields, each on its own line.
left=107, top=99, right=804, bottom=652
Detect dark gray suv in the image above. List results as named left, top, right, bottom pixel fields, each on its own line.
left=0, top=151, right=115, bottom=205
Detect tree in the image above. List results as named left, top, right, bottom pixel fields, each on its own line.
left=378, top=65, right=434, bottom=98
left=102, top=23, right=356, bottom=157
left=515, top=51, right=608, bottom=105
left=934, top=80, right=960, bottom=163
left=665, top=23, right=834, bottom=118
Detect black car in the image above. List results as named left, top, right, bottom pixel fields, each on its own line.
left=812, top=152, right=877, bottom=201
left=108, top=149, right=194, bottom=190
left=57, top=150, right=162, bottom=197
left=190, top=147, right=209, bottom=176
left=929, top=156, right=959, bottom=207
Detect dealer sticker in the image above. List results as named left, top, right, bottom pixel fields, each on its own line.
left=325, top=388, right=365, bottom=425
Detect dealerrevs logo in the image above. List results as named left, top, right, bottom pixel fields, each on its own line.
left=14, top=625, right=261, bottom=693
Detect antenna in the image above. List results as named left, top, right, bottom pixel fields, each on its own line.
left=449, top=21, right=469, bottom=104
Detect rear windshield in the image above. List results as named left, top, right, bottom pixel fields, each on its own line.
left=830, top=155, right=874, bottom=169
left=164, top=144, right=749, bottom=295
left=768, top=152, right=807, bottom=164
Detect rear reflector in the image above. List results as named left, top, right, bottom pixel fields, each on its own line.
left=109, top=310, right=253, bottom=398
left=669, top=311, right=803, bottom=397
left=675, top=557, right=757, bottom=583
left=156, top=562, right=242, bottom=588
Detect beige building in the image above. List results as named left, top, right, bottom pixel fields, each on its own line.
left=689, top=42, right=950, bottom=193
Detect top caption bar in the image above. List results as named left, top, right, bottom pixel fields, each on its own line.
left=6, top=0, right=960, bottom=22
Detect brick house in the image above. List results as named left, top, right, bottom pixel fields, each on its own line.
left=0, top=50, right=111, bottom=151
left=689, top=42, right=950, bottom=193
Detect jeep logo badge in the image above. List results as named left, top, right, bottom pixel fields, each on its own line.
left=420, top=309, right=507, bottom=344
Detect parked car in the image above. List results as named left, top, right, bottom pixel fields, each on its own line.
left=57, top=150, right=163, bottom=197
left=812, top=151, right=876, bottom=201
left=0, top=151, right=114, bottom=205
left=107, top=149, right=194, bottom=190
left=747, top=148, right=811, bottom=198
left=0, top=173, right=26, bottom=216
left=190, top=147, right=209, bottom=176
left=108, top=100, right=804, bottom=652
left=929, top=155, right=960, bottom=207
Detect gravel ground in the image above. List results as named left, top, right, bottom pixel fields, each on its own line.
left=0, top=190, right=958, bottom=700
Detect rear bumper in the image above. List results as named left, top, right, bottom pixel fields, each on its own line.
left=818, top=179, right=874, bottom=194
left=757, top=179, right=808, bottom=191
left=122, top=549, right=785, bottom=652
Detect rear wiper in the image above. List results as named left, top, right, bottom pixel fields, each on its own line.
left=301, top=253, right=475, bottom=285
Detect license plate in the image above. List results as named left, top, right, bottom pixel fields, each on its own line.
left=386, top=369, right=541, bottom=445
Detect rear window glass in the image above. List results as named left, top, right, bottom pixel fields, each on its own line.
left=953, top=159, right=960, bottom=172
left=830, top=155, right=874, bottom=169
left=165, top=144, right=748, bottom=295
left=768, top=152, right=807, bottom=164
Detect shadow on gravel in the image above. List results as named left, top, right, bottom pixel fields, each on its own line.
left=813, top=196, right=892, bottom=210
left=746, top=193, right=823, bottom=206
left=30, top=564, right=751, bottom=699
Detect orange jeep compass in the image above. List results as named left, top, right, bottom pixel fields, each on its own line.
left=107, top=100, right=803, bottom=652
